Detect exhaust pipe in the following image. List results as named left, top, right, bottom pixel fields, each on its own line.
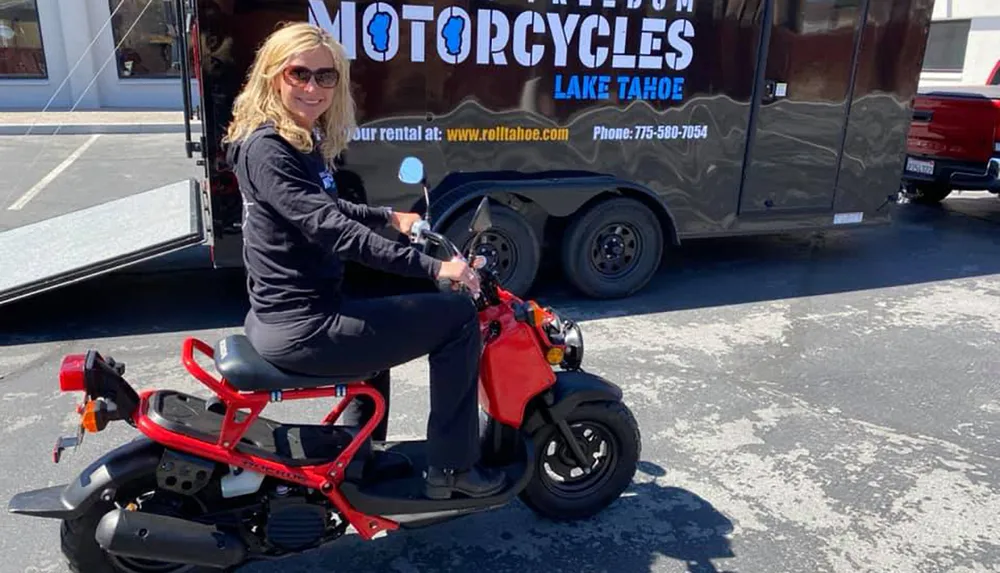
left=95, top=508, right=247, bottom=568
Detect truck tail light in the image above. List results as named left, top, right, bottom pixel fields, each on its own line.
left=994, top=113, right=1000, bottom=154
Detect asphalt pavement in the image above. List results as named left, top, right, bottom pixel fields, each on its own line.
left=0, top=133, right=999, bottom=572
left=0, top=133, right=202, bottom=231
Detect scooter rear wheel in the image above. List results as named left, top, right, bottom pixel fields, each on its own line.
left=60, top=474, right=224, bottom=573
left=519, top=400, right=640, bottom=521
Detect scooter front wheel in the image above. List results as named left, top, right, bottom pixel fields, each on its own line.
left=519, top=400, right=640, bottom=521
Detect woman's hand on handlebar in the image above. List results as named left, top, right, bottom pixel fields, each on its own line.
left=390, top=211, right=423, bottom=235
left=437, top=259, right=481, bottom=296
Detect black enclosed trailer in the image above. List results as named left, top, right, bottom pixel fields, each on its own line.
left=0, top=0, right=936, bottom=306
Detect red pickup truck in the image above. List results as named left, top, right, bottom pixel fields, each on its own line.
left=902, top=81, right=1000, bottom=204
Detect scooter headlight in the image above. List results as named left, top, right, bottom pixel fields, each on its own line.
left=560, top=319, right=583, bottom=370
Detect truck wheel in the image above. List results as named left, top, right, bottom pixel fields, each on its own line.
left=443, top=203, right=540, bottom=297
left=561, top=197, right=663, bottom=299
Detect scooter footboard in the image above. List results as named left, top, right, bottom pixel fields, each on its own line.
left=7, top=437, right=164, bottom=521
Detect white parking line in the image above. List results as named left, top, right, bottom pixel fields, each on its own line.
left=7, top=134, right=101, bottom=211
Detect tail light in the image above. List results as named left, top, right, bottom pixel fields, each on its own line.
left=994, top=106, right=1000, bottom=154
left=59, top=354, right=87, bottom=392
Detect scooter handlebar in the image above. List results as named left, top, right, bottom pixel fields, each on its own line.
left=409, top=219, right=487, bottom=298
left=409, top=219, right=463, bottom=260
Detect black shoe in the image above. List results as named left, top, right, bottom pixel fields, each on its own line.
left=425, top=465, right=507, bottom=500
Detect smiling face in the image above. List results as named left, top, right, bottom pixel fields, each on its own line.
left=273, top=46, right=340, bottom=130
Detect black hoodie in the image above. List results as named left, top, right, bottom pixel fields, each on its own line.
left=227, top=123, right=442, bottom=325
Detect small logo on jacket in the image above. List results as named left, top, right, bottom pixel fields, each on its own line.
left=319, top=169, right=336, bottom=191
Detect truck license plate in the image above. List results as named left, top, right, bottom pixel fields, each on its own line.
left=906, top=158, right=934, bottom=175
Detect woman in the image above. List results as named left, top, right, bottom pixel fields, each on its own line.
left=223, top=22, right=505, bottom=500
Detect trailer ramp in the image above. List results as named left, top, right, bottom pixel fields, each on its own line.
left=0, top=179, right=208, bottom=306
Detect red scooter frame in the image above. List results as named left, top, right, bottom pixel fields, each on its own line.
left=132, top=337, right=398, bottom=540
left=124, top=288, right=564, bottom=541
left=44, top=192, right=575, bottom=552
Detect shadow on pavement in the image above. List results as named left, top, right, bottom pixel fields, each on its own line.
left=1, top=199, right=998, bottom=346
left=235, top=461, right=738, bottom=573
left=532, top=199, right=1000, bottom=319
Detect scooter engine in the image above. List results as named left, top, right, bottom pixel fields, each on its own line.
left=264, top=486, right=332, bottom=552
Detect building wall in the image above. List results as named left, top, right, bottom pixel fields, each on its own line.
left=920, top=0, right=1000, bottom=87
left=0, top=0, right=196, bottom=111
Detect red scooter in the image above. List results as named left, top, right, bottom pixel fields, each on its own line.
left=7, top=156, right=641, bottom=572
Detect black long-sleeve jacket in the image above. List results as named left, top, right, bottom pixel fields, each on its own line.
left=228, top=123, right=441, bottom=324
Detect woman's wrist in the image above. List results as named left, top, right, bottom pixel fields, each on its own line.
left=426, top=256, right=443, bottom=280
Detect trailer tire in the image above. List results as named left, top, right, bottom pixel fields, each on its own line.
left=442, top=203, right=540, bottom=297
left=561, top=197, right=663, bottom=299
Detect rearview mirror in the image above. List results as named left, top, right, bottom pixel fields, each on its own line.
left=469, top=197, right=493, bottom=234
left=398, top=156, right=424, bottom=185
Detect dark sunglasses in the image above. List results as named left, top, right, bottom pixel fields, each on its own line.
left=282, top=65, right=339, bottom=88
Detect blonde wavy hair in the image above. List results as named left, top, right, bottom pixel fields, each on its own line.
left=224, top=22, right=356, bottom=164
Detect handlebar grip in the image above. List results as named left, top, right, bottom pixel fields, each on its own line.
left=436, top=255, right=476, bottom=297
left=409, top=219, right=431, bottom=243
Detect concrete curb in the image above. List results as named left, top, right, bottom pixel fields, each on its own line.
left=0, top=122, right=200, bottom=136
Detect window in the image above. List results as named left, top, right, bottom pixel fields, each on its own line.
left=108, top=0, right=183, bottom=78
left=921, top=19, right=971, bottom=73
left=0, top=0, right=48, bottom=79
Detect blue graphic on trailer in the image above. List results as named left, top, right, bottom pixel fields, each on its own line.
left=441, top=14, right=464, bottom=56
left=364, top=5, right=466, bottom=60
left=367, top=10, right=391, bottom=54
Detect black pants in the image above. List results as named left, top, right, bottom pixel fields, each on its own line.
left=337, top=264, right=435, bottom=443
left=247, top=291, right=482, bottom=470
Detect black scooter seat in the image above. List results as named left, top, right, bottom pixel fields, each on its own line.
left=214, top=335, right=375, bottom=392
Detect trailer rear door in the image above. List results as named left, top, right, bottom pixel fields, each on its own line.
left=739, top=0, right=867, bottom=214
left=0, top=179, right=208, bottom=307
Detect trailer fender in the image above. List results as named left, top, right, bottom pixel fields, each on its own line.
left=429, top=176, right=680, bottom=246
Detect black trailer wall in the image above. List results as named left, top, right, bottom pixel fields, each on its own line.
left=193, top=0, right=933, bottom=268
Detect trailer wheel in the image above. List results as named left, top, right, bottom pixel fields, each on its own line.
left=443, top=203, right=540, bottom=297
left=561, top=197, right=663, bottom=299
